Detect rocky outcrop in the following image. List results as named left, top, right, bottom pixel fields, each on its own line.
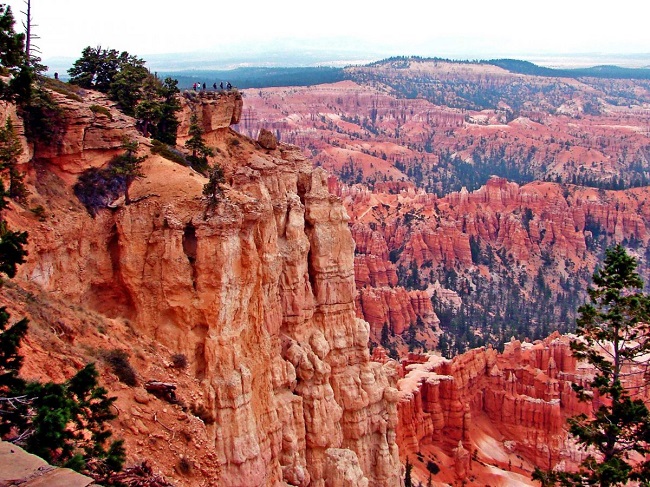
left=7, top=89, right=400, bottom=486
left=345, top=177, right=650, bottom=274
left=356, top=287, right=438, bottom=337
left=257, top=128, right=278, bottom=150
left=0, top=441, right=96, bottom=487
left=350, top=222, right=439, bottom=343
left=397, top=335, right=595, bottom=480
left=177, top=91, right=243, bottom=138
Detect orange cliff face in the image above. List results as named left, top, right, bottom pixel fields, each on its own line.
left=2, top=89, right=402, bottom=486
left=395, top=334, right=603, bottom=485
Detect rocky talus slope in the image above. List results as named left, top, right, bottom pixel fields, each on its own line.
left=1, top=89, right=401, bottom=486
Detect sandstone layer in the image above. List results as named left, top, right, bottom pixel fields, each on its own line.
left=3, top=88, right=401, bottom=486
left=395, top=334, right=623, bottom=484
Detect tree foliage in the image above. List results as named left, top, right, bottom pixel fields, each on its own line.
left=0, top=4, right=25, bottom=70
left=0, top=117, right=26, bottom=200
left=533, top=245, right=650, bottom=486
left=109, top=137, right=146, bottom=205
left=23, top=364, right=125, bottom=478
left=109, top=60, right=149, bottom=116
left=185, top=112, right=213, bottom=173
left=153, top=77, right=181, bottom=145
left=0, top=218, right=27, bottom=278
left=203, top=163, right=225, bottom=206
left=68, top=46, right=139, bottom=93
left=0, top=4, right=33, bottom=103
left=69, top=47, right=181, bottom=142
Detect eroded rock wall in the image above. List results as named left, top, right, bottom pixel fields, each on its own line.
left=397, top=334, right=595, bottom=477
left=8, top=90, right=400, bottom=486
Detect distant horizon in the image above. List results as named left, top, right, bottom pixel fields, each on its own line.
left=4, top=0, right=649, bottom=75
left=42, top=48, right=650, bottom=78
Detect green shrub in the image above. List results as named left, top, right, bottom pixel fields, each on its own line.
left=151, top=139, right=188, bottom=166
left=101, top=349, right=138, bottom=386
left=171, top=353, right=188, bottom=370
left=89, top=104, right=112, bottom=120
left=29, top=205, right=46, bottom=221
left=73, top=166, right=126, bottom=216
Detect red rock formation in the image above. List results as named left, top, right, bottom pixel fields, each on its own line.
left=396, top=335, right=599, bottom=480
left=4, top=89, right=400, bottom=486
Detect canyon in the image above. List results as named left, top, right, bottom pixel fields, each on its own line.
left=1, top=57, right=649, bottom=486
left=237, top=58, right=650, bottom=356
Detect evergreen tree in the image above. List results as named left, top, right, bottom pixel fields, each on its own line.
left=0, top=5, right=25, bottom=70
left=533, top=245, right=650, bottom=486
left=109, top=60, right=149, bottom=116
left=0, top=178, right=28, bottom=438
left=0, top=4, right=30, bottom=102
left=184, top=112, right=213, bottom=173
left=24, top=364, right=125, bottom=479
left=68, top=46, right=124, bottom=92
left=110, top=137, right=146, bottom=205
left=0, top=218, right=27, bottom=278
left=134, top=75, right=162, bottom=137
left=0, top=305, right=28, bottom=437
left=203, top=162, right=225, bottom=206
left=0, top=118, right=26, bottom=200
left=0, top=180, right=27, bottom=278
left=153, top=77, right=181, bottom=145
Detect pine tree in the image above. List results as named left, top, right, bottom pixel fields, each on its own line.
left=110, top=137, right=146, bottom=205
left=0, top=118, right=26, bottom=200
left=154, top=77, right=181, bottom=145
left=533, top=244, right=650, bottom=486
left=184, top=112, right=214, bottom=174
left=24, top=364, right=125, bottom=479
left=134, top=75, right=162, bottom=138
left=110, top=60, right=149, bottom=116
left=0, top=180, right=27, bottom=279
left=0, top=178, right=29, bottom=438
left=0, top=4, right=27, bottom=101
left=203, top=162, right=225, bottom=206
left=0, top=305, right=28, bottom=437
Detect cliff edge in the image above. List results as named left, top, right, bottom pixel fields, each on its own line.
left=1, top=89, right=401, bottom=486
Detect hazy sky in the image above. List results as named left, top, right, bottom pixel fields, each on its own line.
left=4, top=0, right=649, bottom=64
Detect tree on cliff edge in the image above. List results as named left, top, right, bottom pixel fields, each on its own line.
left=533, top=245, right=650, bottom=486
left=110, top=137, right=146, bottom=205
left=185, top=112, right=213, bottom=174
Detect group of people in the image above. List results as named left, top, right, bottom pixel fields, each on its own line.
left=192, top=81, right=232, bottom=91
